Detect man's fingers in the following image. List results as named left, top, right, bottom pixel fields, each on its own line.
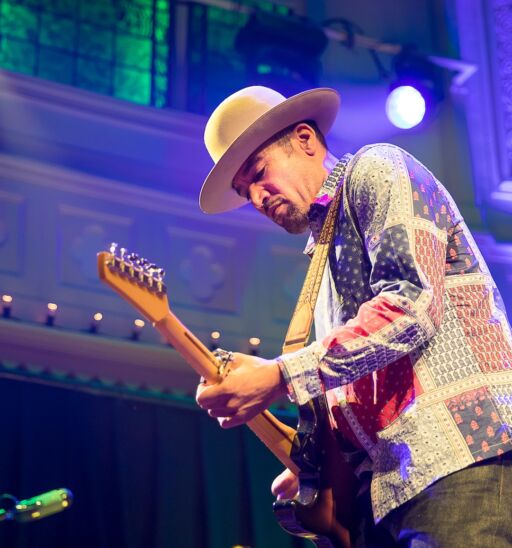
left=218, top=416, right=242, bottom=429
left=271, top=469, right=298, bottom=500
left=207, top=407, right=237, bottom=418
left=195, top=383, right=229, bottom=408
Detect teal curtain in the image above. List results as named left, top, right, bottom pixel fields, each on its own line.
left=0, top=377, right=306, bottom=548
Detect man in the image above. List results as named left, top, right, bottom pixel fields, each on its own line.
left=196, top=86, right=512, bottom=546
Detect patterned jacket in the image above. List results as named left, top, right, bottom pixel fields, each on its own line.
left=278, top=143, right=512, bottom=522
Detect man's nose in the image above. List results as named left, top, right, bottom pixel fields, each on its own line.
left=248, top=184, right=269, bottom=210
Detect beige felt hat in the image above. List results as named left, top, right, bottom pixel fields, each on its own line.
left=199, top=86, right=340, bottom=214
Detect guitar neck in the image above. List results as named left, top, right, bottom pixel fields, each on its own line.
left=153, top=313, right=299, bottom=475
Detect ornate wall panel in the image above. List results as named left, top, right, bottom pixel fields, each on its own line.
left=0, top=189, right=25, bottom=276
left=57, top=204, right=134, bottom=290
left=490, top=0, right=512, bottom=177
left=166, top=226, right=239, bottom=313
left=457, top=0, right=512, bottom=220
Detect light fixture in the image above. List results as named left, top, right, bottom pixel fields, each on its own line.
left=131, top=319, right=145, bottom=340
left=249, top=337, right=261, bottom=356
left=235, top=11, right=328, bottom=94
left=89, top=312, right=103, bottom=334
left=386, top=86, right=426, bottom=129
left=2, top=295, right=12, bottom=318
left=46, top=303, right=58, bottom=326
left=209, top=330, right=221, bottom=351
left=386, top=49, right=444, bottom=129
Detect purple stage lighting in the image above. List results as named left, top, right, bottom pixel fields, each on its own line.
left=386, top=85, right=426, bottom=129
left=386, top=49, right=445, bottom=130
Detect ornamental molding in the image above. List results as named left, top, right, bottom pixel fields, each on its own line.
left=0, top=68, right=203, bottom=140
left=491, top=0, right=512, bottom=176
left=0, top=152, right=281, bottom=233
left=456, top=0, right=512, bottom=212
left=0, top=318, right=198, bottom=394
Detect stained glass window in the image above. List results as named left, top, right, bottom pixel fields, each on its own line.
left=0, top=0, right=292, bottom=112
left=0, top=0, right=170, bottom=107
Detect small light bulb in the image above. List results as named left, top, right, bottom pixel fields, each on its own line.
left=90, top=312, right=103, bottom=334
left=249, top=337, right=261, bottom=356
left=209, top=330, right=221, bottom=350
left=2, top=295, right=12, bottom=318
left=46, top=303, right=58, bottom=326
left=131, top=319, right=145, bottom=340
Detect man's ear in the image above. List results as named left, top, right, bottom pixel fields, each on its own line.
left=293, top=123, right=319, bottom=156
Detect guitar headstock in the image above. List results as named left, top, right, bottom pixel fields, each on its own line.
left=97, top=243, right=169, bottom=324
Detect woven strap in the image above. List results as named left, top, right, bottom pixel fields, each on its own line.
left=282, top=156, right=351, bottom=354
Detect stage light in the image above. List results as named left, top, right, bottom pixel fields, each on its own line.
left=2, top=295, right=12, bottom=318
left=249, top=337, right=261, bottom=356
left=386, top=85, right=426, bottom=129
left=235, top=11, right=328, bottom=93
left=386, top=49, right=444, bottom=129
left=89, top=312, right=103, bottom=334
left=46, top=303, right=58, bottom=326
left=131, top=319, right=145, bottom=340
left=209, top=330, right=221, bottom=351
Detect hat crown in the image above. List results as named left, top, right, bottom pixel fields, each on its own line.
left=204, top=86, right=286, bottom=163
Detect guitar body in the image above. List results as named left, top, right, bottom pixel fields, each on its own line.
left=274, top=396, right=359, bottom=548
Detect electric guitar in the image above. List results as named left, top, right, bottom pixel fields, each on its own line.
left=97, top=244, right=358, bottom=547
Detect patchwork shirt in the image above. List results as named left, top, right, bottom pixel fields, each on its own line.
left=278, top=143, right=512, bottom=522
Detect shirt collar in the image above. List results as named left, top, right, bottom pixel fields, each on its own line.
left=303, top=153, right=353, bottom=256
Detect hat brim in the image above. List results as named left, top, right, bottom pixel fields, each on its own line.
left=199, top=88, right=340, bottom=214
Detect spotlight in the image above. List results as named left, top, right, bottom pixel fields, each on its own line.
left=46, top=303, right=58, bottom=326
left=89, top=312, right=103, bottom=334
left=235, top=11, right=328, bottom=93
left=131, top=319, right=145, bottom=341
left=209, top=330, right=221, bottom=351
left=2, top=295, right=12, bottom=318
left=386, top=49, right=444, bottom=129
left=386, top=86, right=426, bottom=129
left=249, top=337, right=261, bottom=356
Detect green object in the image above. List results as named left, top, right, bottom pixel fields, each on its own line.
left=15, top=489, right=73, bottom=522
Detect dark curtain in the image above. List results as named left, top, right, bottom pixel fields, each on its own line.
left=0, top=377, right=306, bottom=548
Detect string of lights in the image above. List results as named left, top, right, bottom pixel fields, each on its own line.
left=1, top=294, right=264, bottom=352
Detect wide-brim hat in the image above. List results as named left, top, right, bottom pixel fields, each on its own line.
left=199, top=86, right=340, bottom=214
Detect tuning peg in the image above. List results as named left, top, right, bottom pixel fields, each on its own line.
left=138, top=257, right=149, bottom=268
left=119, top=247, right=127, bottom=259
left=127, top=252, right=139, bottom=263
left=109, top=242, right=119, bottom=255
left=153, top=267, right=166, bottom=280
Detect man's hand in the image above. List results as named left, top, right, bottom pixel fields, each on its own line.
left=195, top=353, right=287, bottom=428
left=271, top=468, right=298, bottom=500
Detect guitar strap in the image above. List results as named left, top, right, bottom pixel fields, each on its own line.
left=282, top=154, right=352, bottom=354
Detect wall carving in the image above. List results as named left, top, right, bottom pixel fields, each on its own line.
left=492, top=0, right=512, bottom=176
left=166, top=226, right=240, bottom=313
left=179, top=245, right=225, bottom=302
left=58, top=203, right=133, bottom=290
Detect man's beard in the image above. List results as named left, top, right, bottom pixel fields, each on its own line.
left=273, top=202, right=309, bottom=234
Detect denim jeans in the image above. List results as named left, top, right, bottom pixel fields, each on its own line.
left=354, top=451, right=512, bottom=547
